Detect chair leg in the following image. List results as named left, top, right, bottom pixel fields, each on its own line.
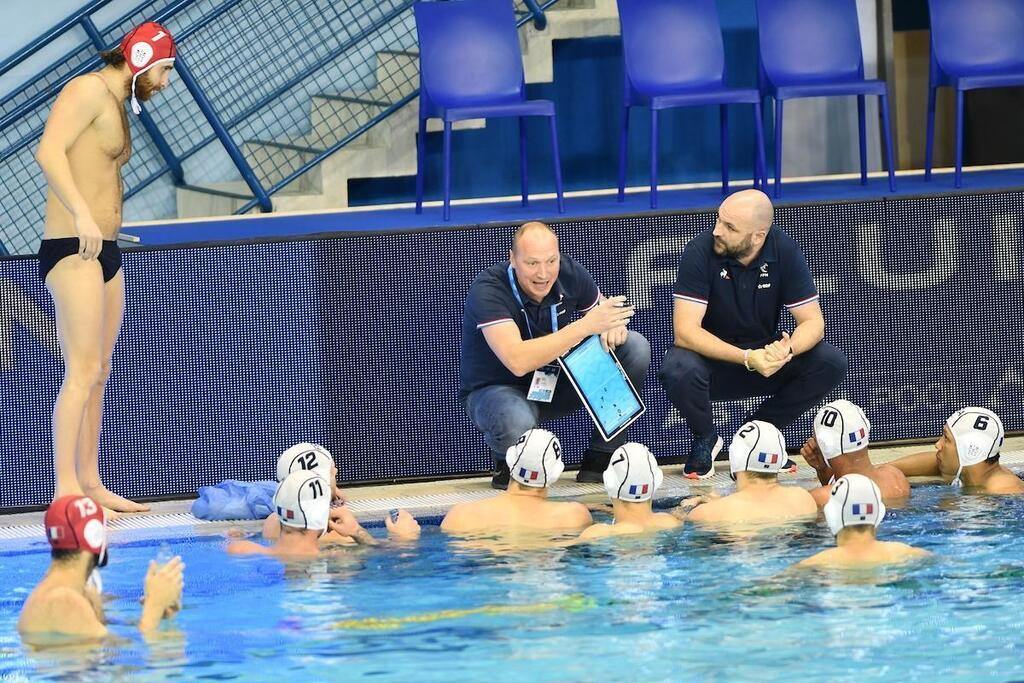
left=925, top=85, right=937, bottom=181
left=617, top=106, right=630, bottom=203
left=753, top=100, right=767, bottom=190
left=857, top=94, right=867, bottom=185
left=650, top=108, right=659, bottom=209
left=720, top=104, right=729, bottom=195
left=415, top=117, right=427, bottom=214
left=879, top=94, right=896, bottom=192
left=773, top=99, right=784, bottom=198
left=519, top=117, right=529, bottom=208
left=549, top=114, right=565, bottom=213
left=443, top=120, right=452, bottom=221
left=954, top=89, right=964, bottom=188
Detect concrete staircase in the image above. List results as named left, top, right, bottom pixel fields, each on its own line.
left=176, top=0, right=620, bottom=218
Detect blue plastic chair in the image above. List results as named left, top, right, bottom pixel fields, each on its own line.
left=413, top=0, right=564, bottom=220
left=926, top=0, right=1024, bottom=188
left=755, top=0, right=896, bottom=197
left=617, top=0, right=766, bottom=209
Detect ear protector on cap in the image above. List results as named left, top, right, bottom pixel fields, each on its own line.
left=505, top=429, right=565, bottom=488
left=602, top=442, right=663, bottom=502
left=823, top=473, right=885, bottom=536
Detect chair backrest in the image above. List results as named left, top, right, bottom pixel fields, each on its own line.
left=414, top=0, right=525, bottom=108
left=617, top=0, right=726, bottom=94
left=756, top=0, right=865, bottom=86
left=928, top=0, right=1024, bottom=75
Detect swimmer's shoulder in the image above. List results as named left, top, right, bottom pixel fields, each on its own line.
left=440, top=498, right=496, bottom=532
left=795, top=549, right=837, bottom=568
left=876, top=465, right=912, bottom=496
left=19, top=586, right=106, bottom=640
left=782, top=485, right=818, bottom=514
left=577, top=523, right=614, bottom=541
left=687, top=496, right=729, bottom=522
left=881, top=541, right=930, bottom=560
left=651, top=512, right=683, bottom=530
left=987, top=470, right=1024, bottom=495
left=57, top=73, right=111, bottom=111
left=550, top=500, right=592, bottom=529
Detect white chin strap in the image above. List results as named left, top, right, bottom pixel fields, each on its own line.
left=951, top=464, right=964, bottom=488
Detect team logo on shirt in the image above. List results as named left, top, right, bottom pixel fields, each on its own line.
left=760, top=264, right=769, bottom=278
left=719, top=268, right=730, bottom=280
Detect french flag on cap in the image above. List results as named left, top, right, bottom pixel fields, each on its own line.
left=851, top=503, right=874, bottom=517
left=518, top=468, right=540, bottom=481
left=757, top=452, right=780, bottom=466
left=277, top=506, right=295, bottom=520
left=628, top=484, right=649, bottom=496
left=848, top=428, right=867, bottom=443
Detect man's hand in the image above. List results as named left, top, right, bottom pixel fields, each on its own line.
left=764, top=331, right=793, bottom=362
left=74, top=212, right=104, bottom=261
left=747, top=348, right=790, bottom=377
left=328, top=505, right=364, bottom=538
left=385, top=509, right=421, bottom=540
left=582, top=296, right=635, bottom=337
left=800, top=436, right=834, bottom=484
left=599, top=325, right=629, bottom=353
left=143, top=557, right=184, bottom=624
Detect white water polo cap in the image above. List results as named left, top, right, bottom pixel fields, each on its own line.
left=277, top=442, right=334, bottom=482
left=813, top=400, right=871, bottom=460
left=603, top=442, right=663, bottom=502
left=824, top=473, right=886, bottom=536
left=505, top=429, right=564, bottom=488
left=273, top=470, right=331, bottom=532
left=729, top=420, right=787, bottom=475
left=946, top=407, right=1004, bottom=486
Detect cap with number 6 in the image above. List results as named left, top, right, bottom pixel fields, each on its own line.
left=946, top=407, right=1004, bottom=485
left=273, top=470, right=331, bottom=532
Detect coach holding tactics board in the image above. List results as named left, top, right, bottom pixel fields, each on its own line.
left=659, top=189, right=848, bottom=479
left=460, top=221, right=651, bottom=489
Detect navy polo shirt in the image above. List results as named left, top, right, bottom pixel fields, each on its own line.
left=460, top=254, right=601, bottom=399
left=672, top=228, right=818, bottom=348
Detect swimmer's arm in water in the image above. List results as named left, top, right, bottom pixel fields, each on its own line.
left=574, top=523, right=614, bottom=542
left=262, top=513, right=282, bottom=540
left=888, top=451, right=941, bottom=478
left=35, top=76, right=107, bottom=258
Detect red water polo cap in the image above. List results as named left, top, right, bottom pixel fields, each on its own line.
left=119, top=21, right=177, bottom=114
left=45, top=495, right=107, bottom=558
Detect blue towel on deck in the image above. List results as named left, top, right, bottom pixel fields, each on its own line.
left=191, top=479, right=277, bottom=521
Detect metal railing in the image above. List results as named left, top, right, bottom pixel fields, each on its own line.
left=0, top=0, right=558, bottom=255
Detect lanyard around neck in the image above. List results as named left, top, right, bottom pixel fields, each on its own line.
left=507, top=265, right=558, bottom=339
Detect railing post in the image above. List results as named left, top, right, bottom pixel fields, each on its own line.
left=79, top=16, right=186, bottom=186
left=171, top=55, right=272, bottom=212
left=522, top=0, right=547, bottom=30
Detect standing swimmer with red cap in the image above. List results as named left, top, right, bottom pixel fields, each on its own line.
left=17, top=495, right=184, bottom=644
left=35, top=23, right=177, bottom=512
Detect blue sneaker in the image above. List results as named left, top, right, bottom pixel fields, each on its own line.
left=684, top=433, right=723, bottom=480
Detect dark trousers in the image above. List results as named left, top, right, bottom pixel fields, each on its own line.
left=465, top=331, right=652, bottom=460
left=658, top=341, right=848, bottom=437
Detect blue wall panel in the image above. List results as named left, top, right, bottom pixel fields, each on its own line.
left=1, top=190, right=1021, bottom=509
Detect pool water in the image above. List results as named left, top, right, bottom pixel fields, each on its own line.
left=2, top=486, right=1024, bottom=682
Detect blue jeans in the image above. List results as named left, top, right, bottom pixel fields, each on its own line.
left=465, top=331, right=651, bottom=460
